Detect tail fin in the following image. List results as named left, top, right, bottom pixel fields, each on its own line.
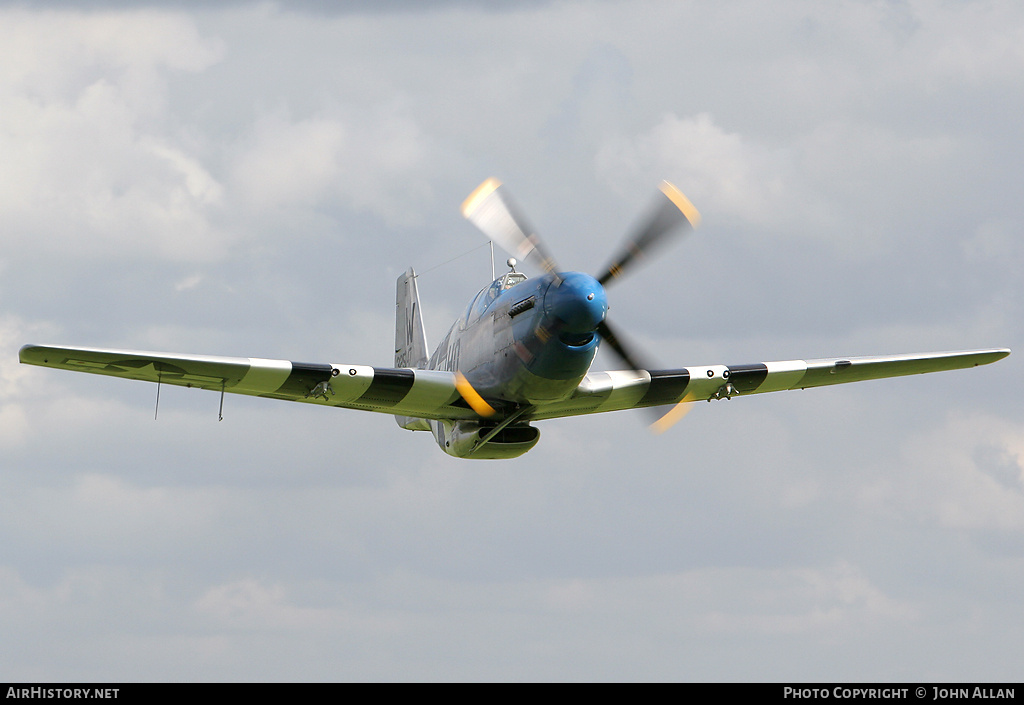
left=395, top=268, right=429, bottom=369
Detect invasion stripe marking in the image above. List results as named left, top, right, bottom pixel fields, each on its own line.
left=639, top=369, right=691, bottom=407
left=274, top=362, right=335, bottom=398
left=529, top=378, right=614, bottom=420
left=759, top=360, right=808, bottom=393
left=237, top=358, right=291, bottom=393
left=553, top=371, right=638, bottom=415
left=394, top=369, right=462, bottom=414
left=359, top=367, right=415, bottom=406
left=726, top=363, right=769, bottom=393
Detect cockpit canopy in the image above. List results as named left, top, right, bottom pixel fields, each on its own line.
left=463, top=271, right=530, bottom=326
left=499, top=271, right=528, bottom=290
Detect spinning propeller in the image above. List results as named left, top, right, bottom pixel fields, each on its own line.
left=461, top=178, right=701, bottom=431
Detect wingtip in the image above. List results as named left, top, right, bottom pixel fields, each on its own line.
left=974, top=348, right=1012, bottom=364
left=19, top=344, right=42, bottom=364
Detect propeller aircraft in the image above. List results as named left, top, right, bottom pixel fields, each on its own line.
left=20, top=178, right=1010, bottom=458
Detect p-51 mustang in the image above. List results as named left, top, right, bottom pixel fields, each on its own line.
left=20, top=178, right=1010, bottom=458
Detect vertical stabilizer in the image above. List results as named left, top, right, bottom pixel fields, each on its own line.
left=395, top=268, right=429, bottom=369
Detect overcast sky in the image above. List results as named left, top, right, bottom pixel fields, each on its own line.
left=1, top=0, right=1022, bottom=682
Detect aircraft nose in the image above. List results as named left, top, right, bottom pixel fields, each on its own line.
left=548, top=272, right=608, bottom=333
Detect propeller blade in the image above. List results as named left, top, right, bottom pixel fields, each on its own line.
left=597, top=181, right=700, bottom=286
left=598, top=319, right=696, bottom=432
left=649, top=392, right=698, bottom=435
left=454, top=371, right=496, bottom=418
left=461, top=178, right=561, bottom=277
left=596, top=319, right=649, bottom=373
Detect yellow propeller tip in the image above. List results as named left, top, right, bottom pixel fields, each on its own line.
left=461, top=177, right=502, bottom=218
left=649, top=396, right=695, bottom=434
left=455, top=371, right=497, bottom=418
left=659, top=181, right=701, bottom=228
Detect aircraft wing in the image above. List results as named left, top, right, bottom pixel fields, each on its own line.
left=19, top=344, right=1010, bottom=428
left=527, top=348, right=1011, bottom=422
left=18, top=344, right=478, bottom=423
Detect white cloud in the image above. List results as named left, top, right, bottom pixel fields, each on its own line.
left=231, top=114, right=346, bottom=210
left=883, top=413, right=1024, bottom=531
left=688, top=562, right=919, bottom=635
left=0, top=315, right=58, bottom=449
left=228, top=106, right=436, bottom=227
left=596, top=113, right=792, bottom=229
left=0, top=9, right=229, bottom=263
left=910, top=0, right=1024, bottom=86
left=0, top=472, right=237, bottom=557
left=595, top=109, right=978, bottom=259
left=194, top=578, right=342, bottom=631
left=0, top=9, right=223, bottom=102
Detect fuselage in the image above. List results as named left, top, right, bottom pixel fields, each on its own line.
left=428, top=270, right=608, bottom=408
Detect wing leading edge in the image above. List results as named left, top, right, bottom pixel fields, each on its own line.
left=528, top=348, right=1011, bottom=421
left=18, top=344, right=477, bottom=423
